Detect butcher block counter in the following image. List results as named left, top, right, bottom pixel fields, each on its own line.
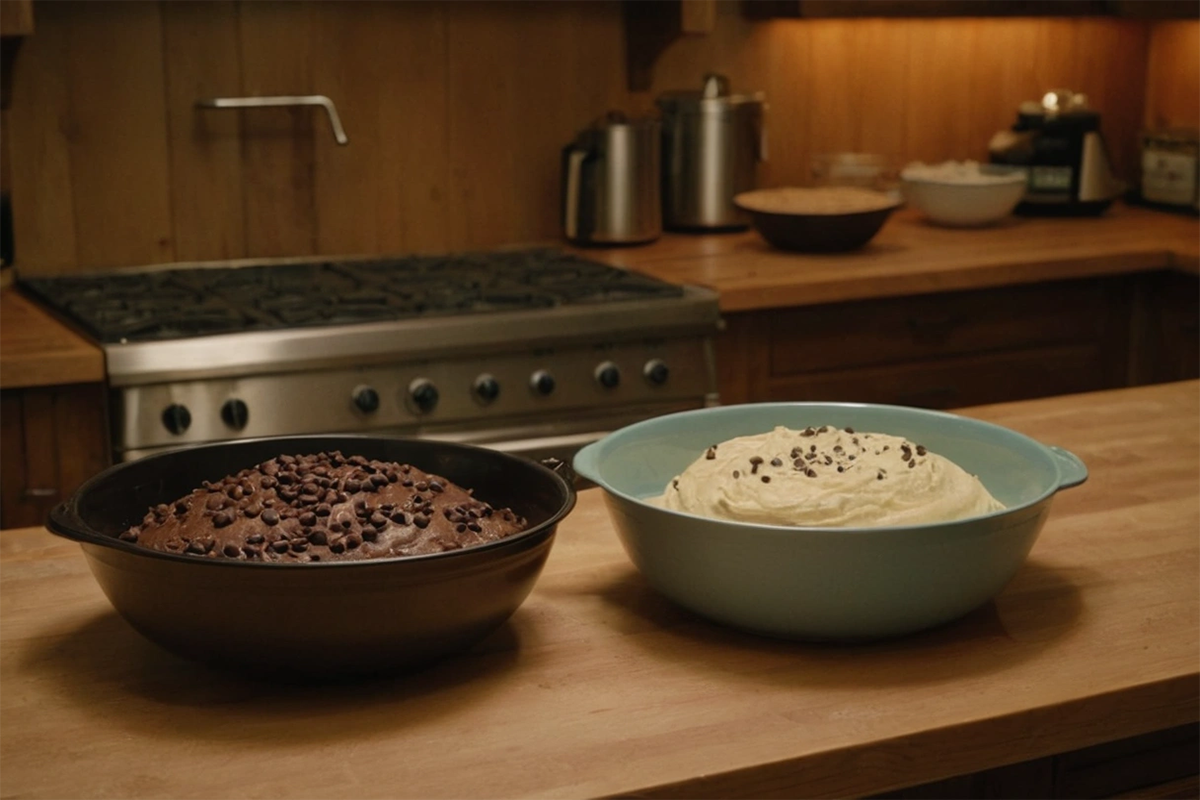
left=0, top=286, right=104, bottom=389
left=605, top=203, right=1200, bottom=312
left=2, top=380, right=1197, bottom=799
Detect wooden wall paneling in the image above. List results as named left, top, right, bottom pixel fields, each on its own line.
left=804, top=21, right=862, bottom=162
left=162, top=0, right=247, bottom=264
left=312, top=1, right=449, bottom=257
left=904, top=20, right=978, bottom=163
left=442, top=0, right=630, bottom=249
left=0, top=0, right=34, bottom=36
left=965, top=19, right=1039, bottom=167
left=62, top=0, right=173, bottom=269
left=237, top=0, right=317, bottom=258
left=848, top=18, right=910, bottom=166
left=6, top=0, right=76, bottom=273
left=1070, top=18, right=1149, bottom=183
left=1144, top=20, right=1200, bottom=130
left=749, top=20, right=808, bottom=187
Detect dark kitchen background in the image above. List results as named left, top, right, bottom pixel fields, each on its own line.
left=1, top=0, right=1196, bottom=275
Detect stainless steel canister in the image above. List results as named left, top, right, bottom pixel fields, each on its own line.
left=561, top=112, right=661, bottom=246
left=657, top=74, right=767, bottom=231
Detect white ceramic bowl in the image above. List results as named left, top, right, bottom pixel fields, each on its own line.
left=572, top=402, right=1087, bottom=641
left=900, top=163, right=1027, bottom=227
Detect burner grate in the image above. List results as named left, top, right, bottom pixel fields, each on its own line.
left=18, top=249, right=685, bottom=343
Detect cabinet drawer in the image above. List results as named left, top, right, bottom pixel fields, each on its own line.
left=769, top=278, right=1130, bottom=376
left=765, top=343, right=1121, bottom=409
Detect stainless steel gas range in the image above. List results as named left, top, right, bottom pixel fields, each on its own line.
left=19, top=249, right=720, bottom=464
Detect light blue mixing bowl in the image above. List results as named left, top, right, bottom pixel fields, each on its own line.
left=573, top=402, right=1087, bottom=641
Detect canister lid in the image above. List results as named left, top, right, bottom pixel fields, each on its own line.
left=656, top=73, right=765, bottom=113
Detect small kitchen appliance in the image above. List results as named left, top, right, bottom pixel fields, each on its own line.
left=657, top=73, right=767, bottom=231
left=562, top=112, right=661, bottom=246
left=988, top=89, right=1125, bottom=216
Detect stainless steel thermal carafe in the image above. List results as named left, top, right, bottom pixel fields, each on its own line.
left=657, top=74, right=767, bottom=231
left=561, top=112, right=661, bottom=246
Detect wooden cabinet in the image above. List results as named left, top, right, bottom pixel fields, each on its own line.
left=1129, top=270, right=1200, bottom=386
left=877, top=723, right=1199, bottom=799
left=0, top=383, right=109, bottom=530
left=717, top=273, right=1196, bottom=408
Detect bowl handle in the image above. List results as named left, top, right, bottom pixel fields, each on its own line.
left=572, top=441, right=601, bottom=485
left=46, top=500, right=89, bottom=542
left=1048, top=445, right=1088, bottom=490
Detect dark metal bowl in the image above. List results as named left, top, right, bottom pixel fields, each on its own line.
left=47, top=435, right=576, bottom=676
left=734, top=192, right=900, bottom=253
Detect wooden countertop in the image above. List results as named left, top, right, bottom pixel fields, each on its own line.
left=2, top=381, right=1196, bottom=799
left=0, top=287, right=104, bottom=389
left=2, top=203, right=1196, bottom=389
left=604, top=202, right=1200, bottom=312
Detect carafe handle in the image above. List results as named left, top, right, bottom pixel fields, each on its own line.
left=563, top=146, right=589, bottom=241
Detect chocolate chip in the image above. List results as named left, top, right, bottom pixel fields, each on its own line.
left=343, top=533, right=362, bottom=550
left=770, top=458, right=782, bottom=467
left=844, top=427, right=855, bottom=434
left=732, top=470, right=740, bottom=478
left=415, top=481, right=429, bottom=492
left=270, top=540, right=290, bottom=554
left=805, top=468, right=817, bottom=478
left=916, top=445, right=927, bottom=456
left=705, top=447, right=717, bottom=460
left=370, top=473, right=389, bottom=487
left=261, top=509, right=280, bottom=526
left=413, top=514, right=430, bottom=529
left=342, top=479, right=360, bottom=493
left=456, top=523, right=467, bottom=533
left=243, top=502, right=262, bottom=518
left=307, top=529, right=328, bottom=546
left=315, top=503, right=331, bottom=517
left=291, top=540, right=309, bottom=553
left=390, top=511, right=408, bottom=524
left=212, top=510, right=233, bottom=528
left=370, top=512, right=387, bottom=528
left=761, top=476, right=771, bottom=483
left=329, top=539, right=346, bottom=554
left=243, top=544, right=262, bottom=558
left=361, top=527, right=378, bottom=542
left=428, top=480, right=444, bottom=493
left=299, top=511, right=317, bottom=527
left=222, top=543, right=241, bottom=558
left=246, top=533, right=264, bottom=544
left=206, top=495, right=226, bottom=511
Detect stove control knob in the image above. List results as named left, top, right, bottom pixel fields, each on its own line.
left=474, top=374, right=501, bottom=404
left=162, top=404, right=192, bottom=435
left=530, top=370, right=556, bottom=396
left=353, top=386, right=380, bottom=414
left=643, top=359, right=670, bottom=386
left=221, top=398, right=250, bottom=430
left=595, top=361, right=621, bottom=389
left=408, top=378, right=439, bottom=414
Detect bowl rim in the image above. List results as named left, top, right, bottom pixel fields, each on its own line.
left=50, top=434, right=577, bottom=570
left=733, top=189, right=903, bottom=218
left=899, top=172, right=1028, bottom=188
left=574, top=401, right=1084, bottom=534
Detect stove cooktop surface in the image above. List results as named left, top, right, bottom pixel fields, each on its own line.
left=20, top=249, right=686, bottom=344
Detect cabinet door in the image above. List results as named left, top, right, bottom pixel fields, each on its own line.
left=0, top=383, right=109, bottom=530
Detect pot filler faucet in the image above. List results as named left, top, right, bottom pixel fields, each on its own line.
left=195, top=94, right=349, bottom=145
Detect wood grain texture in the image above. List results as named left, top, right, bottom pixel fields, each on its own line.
left=0, top=0, right=34, bottom=35
left=1, top=380, right=1196, bottom=799
left=601, top=203, right=1198, bottom=312
left=162, top=0, right=247, bottom=263
left=0, top=288, right=103, bottom=388
left=61, top=0, right=174, bottom=269
left=1144, top=19, right=1200, bottom=129
left=4, top=2, right=1180, bottom=273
